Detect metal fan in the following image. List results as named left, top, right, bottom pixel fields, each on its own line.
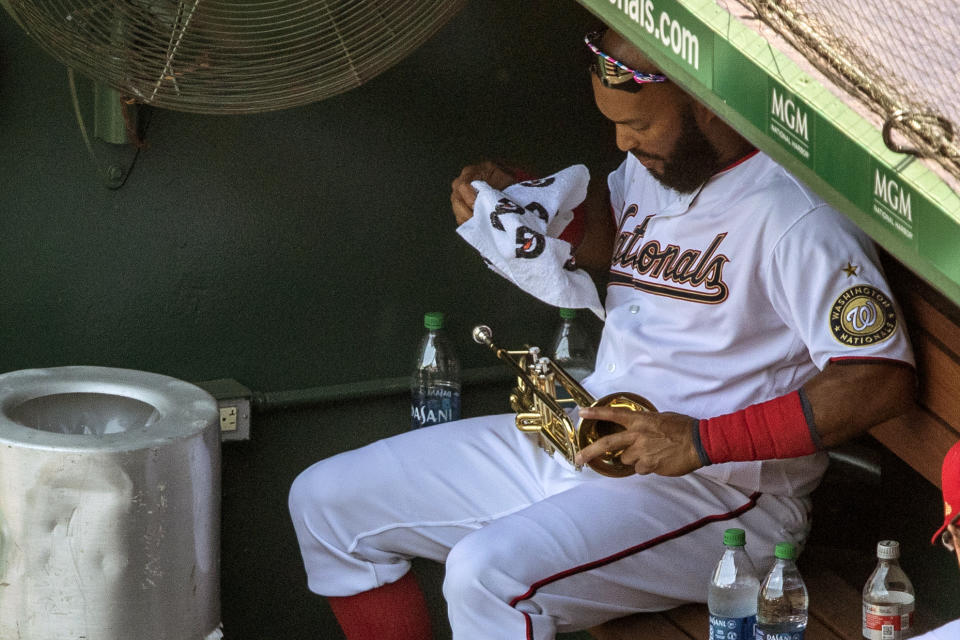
left=1, top=0, right=468, bottom=114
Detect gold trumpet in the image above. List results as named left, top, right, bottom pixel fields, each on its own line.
left=472, top=324, right=656, bottom=478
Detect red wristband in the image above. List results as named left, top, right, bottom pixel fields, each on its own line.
left=695, top=389, right=820, bottom=464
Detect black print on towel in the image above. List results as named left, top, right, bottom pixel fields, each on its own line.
left=518, top=177, right=556, bottom=188
left=516, top=226, right=545, bottom=258
left=490, top=198, right=524, bottom=231
left=489, top=198, right=549, bottom=230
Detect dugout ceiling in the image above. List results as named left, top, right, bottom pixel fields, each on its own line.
left=577, top=0, right=960, bottom=308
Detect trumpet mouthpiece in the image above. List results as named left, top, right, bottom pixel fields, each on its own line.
left=472, top=325, right=492, bottom=344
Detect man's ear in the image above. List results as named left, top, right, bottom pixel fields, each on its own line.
left=690, top=100, right=717, bottom=129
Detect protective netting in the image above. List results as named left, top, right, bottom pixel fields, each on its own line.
left=737, top=0, right=960, bottom=183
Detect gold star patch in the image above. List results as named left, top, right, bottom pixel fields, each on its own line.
left=841, top=262, right=859, bottom=278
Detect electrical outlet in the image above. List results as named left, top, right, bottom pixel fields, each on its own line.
left=196, top=378, right=252, bottom=441
left=220, top=406, right=238, bottom=431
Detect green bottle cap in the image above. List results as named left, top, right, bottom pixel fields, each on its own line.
left=560, top=308, right=577, bottom=319
left=723, top=528, right=746, bottom=547
left=424, top=311, right=445, bottom=330
left=774, top=542, right=797, bottom=560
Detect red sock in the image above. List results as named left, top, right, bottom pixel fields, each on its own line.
left=326, top=572, right=433, bottom=640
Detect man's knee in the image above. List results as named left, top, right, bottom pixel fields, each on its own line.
left=289, top=462, right=318, bottom=515
left=288, top=458, right=348, bottom=536
left=443, top=531, right=515, bottom=604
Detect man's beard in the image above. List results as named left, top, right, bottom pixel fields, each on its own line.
left=634, top=107, right=722, bottom=194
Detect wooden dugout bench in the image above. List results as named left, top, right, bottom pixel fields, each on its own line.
left=588, top=255, right=960, bottom=640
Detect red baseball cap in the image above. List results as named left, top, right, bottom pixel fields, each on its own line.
left=932, top=439, right=960, bottom=544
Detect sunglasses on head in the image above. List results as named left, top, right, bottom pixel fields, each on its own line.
left=584, top=29, right=668, bottom=90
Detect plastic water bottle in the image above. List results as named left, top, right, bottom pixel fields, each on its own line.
left=756, top=542, right=808, bottom=640
left=549, top=308, right=596, bottom=398
left=410, top=311, right=461, bottom=429
left=862, top=540, right=915, bottom=640
left=708, top=528, right=759, bottom=640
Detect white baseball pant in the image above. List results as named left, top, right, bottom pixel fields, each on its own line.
left=289, top=413, right=811, bottom=639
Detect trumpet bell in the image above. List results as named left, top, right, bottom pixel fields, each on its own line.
left=578, top=392, right=656, bottom=478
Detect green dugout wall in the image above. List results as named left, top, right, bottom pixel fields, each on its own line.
left=578, top=0, right=960, bottom=307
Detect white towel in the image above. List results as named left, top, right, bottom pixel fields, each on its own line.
left=456, top=164, right=605, bottom=319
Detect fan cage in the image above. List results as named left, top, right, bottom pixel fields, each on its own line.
left=4, top=0, right=468, bottom=114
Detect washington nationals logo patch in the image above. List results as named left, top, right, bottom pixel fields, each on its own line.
left=829, top=285, right=897, bottom=346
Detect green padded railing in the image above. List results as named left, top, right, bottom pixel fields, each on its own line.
left=577, top=0, right=960, bottom=307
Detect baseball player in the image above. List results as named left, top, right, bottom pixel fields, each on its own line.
left=289, top=27, right=916, bottom=639
left=913, top=440, right=960, bottom=639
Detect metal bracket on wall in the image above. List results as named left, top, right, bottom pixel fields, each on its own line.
left=195, top=378, right=253, bottom=442
left=68, top=69, right=149, bottom=189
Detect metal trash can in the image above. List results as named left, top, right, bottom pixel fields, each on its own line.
left=0, top=366, right=222, bottom=640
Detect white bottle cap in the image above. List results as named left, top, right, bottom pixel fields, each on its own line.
left=877, top=540, right=900, bottom=559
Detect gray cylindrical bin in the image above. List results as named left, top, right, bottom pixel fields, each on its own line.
left=0, top=366, right=222, bottom=640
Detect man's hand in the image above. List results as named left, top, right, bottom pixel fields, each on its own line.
left=450, top=161, right=519, bottom=226
left=575, top=407, right=703, bottom=477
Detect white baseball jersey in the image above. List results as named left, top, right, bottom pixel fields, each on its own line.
left=582, top=150, right=914, bottom=495
left=289, top=151, right=915, bottom=639
left=912, top=618, right=960, bottom=639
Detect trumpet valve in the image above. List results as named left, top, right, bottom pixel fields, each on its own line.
left=516, top=412, right=544, bottom=432
left=509, top=392, right=525, bottom=414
